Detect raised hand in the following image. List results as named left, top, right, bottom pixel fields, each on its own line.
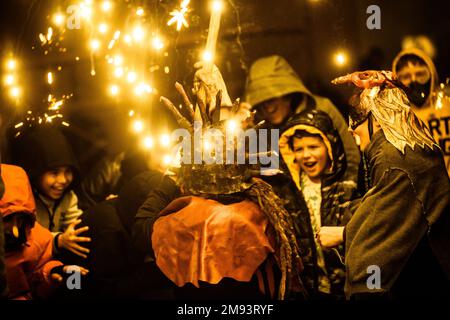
left=58, top=219, right=91, bottom=258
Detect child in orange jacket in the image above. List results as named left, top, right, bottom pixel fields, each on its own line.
left=0, top=164, right=88, bottom=299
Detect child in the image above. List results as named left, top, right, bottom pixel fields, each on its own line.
left=11, top=125, right=91, bottom=258
left=1, top=164, right=88, bottom=299
left=276, top=108, right=357, bottom=298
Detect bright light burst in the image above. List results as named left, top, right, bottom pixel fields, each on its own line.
left=167, top=0, right=190, bottom=31
left=53, top=13, right=65, bottom=26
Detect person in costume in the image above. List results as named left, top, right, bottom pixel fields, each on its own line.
left=133, top=63, right=304, bottom=300
left=318, top=70, right=450, bottom=299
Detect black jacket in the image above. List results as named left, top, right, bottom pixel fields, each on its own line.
left=74, top=170, right=176, bottom=299
left=269, top=109, right=358, bottom=296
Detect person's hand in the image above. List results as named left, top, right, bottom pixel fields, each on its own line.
left=317, top=226, right=345, bottom=248
left=193, top=61, right=233, bottom=109
left=58, top=220, right=91, bottom=258
left=50, top=265, right=89, bottom=283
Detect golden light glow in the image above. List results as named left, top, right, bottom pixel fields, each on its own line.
left=135, top=83, right=153, bottom=96
left=113, top=55, right=123, bottom=66
left=334, top=51, right=348, bottom=67
left=113, top=30, right=121, bottom=40
left=202, top=50, right=213, bottom=62
left=203, top=140, right=211, bottom=151
left=132, top=120, right=144, bottom=133
left=128, top=110, right=135, bottom=117
left=80, top=4, right=92, bottom=19
left=6, top=59, right=17, bottom=70
left=90, top=39, right=101, bottom=51
left=226, top=119, right=239, bottom=133
left=39, top=33, right=47, bottom=45
left=47, top=72, right=53, bottom=85
left=47, top=27, right=53, bottom=41
left=10, top=86, right=21, bottom=98
left=99, top=23, right=109, bottom=34
left=159, top=134, right=171, bottom=147
left=124, top=34, right=132, bottom=44
left=136, top=8, right=145, bottom=16
left=212, top=1, right=223, bottom=12
left=114, top=67, right=124, bottom=78
left=162, top=154, right=172, bottom=165
left=127, top=71, right=137, bottom=83
left=4, top=74, right=14, bottom=86
left=143, top=136, right=154, bottom=149
left=152, top=36, right=164, bottom=50
left=132, top=26, right=145, bottom=42
left=109, top=84, right=119, bottom=96
left=101, top=1, right=112, bottom=11
left=53, top=13, right=65, bottom=26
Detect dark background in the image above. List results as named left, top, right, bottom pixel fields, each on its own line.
left=1, top=0, right=449, bottom=171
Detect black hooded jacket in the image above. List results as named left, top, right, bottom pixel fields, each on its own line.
left=10, top=125, right=82, bottom=234
left=266, top=109, right=358, bottom=296
left=11, top=125, right=80, bottom=186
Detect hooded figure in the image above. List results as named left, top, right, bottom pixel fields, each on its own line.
left=274, top=109, right=356, bottom=297
left=0, top=164, right=63, bottom=300
left=392, top=48, right=450, bottom=175
left=332, top=70, right=450, bottom=299
left=11, top=125, right=83, bottom=254
left=245, top=55, right=360, bottom=183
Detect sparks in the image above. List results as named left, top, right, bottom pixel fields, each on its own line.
left=167, top=0, right=190, bottom=31
left=47, top=72, right=53, bottom=85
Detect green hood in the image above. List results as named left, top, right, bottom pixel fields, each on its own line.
left=245, top=55, right=313, bottom=107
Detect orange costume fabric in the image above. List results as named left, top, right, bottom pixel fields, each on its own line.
left=152, top=196, right=274, bottom=287
left=0, top=164, right=63, bottom=299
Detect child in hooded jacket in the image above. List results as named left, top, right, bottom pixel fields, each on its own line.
left=11, top=125, right=91, bottom=259
left=1, top=164, right=88, bottom=299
